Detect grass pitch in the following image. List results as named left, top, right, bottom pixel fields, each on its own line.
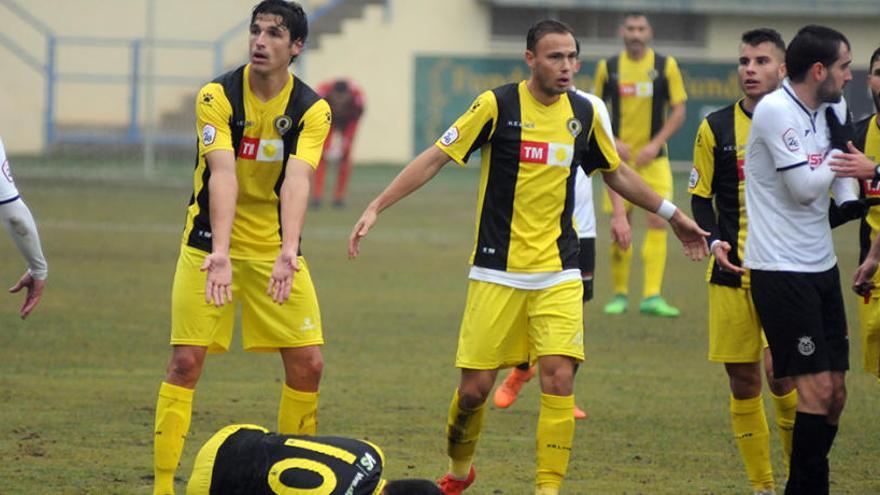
left=0, top=162, right=877, bottom=494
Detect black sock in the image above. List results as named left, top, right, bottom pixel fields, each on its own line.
left=786, top=412, right=830, bottom=495
left=825, top=422, right=838, bottom=456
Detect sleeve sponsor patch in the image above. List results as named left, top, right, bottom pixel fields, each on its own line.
left=2, top=160, right=13, bottom=183
left=782, top=128, right=800, bottom=152
left=688, top=167, right=699, bottom=189
left=202, top=124, right=217, bottom=146
left=440, top=126, right=459, bottom=146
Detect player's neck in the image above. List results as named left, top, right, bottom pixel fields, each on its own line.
left=789, top=81, right=821, bottom=111
left=741, top=96, right=759, bottom=114
left=526, top=79, right=562, bottom=106
left=248, top=66, right=291, bottom=102
left=625, top=46, right=648, bottom=61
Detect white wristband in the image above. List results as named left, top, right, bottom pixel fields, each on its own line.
left=656, top=199, right=677, bottom=221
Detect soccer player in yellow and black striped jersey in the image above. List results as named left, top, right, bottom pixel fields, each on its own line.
left=833, top=46, right=880, bottom=383
left=689, top=29, right=797, bottom=494
left=152, top=2, right=331, bottom=494
left=594, top=12, right=688, bottom=317
left=349, top=19, right=708, bottom=495
left=186, top=424, right=442, bottom=495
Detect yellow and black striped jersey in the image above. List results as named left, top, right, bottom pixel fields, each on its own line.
left=594, top=49, right=687, bottom=155
left=855, top=113, right=880, bottom=293
left=187, top=424, right=386, bottom=495
left=436, top=81, right=620, bottom=275
left=183, top=64, right=331, bottom=260
left=689, top=100, right=752, bottom=288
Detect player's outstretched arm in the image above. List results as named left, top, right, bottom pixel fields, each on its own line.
left=602, top=163, right=708, bottom=260
left=201, top=150, right=237, bottom=307
left=349, top=145, right=450, bottom=258
left=0, top=198, right=48, bottom=319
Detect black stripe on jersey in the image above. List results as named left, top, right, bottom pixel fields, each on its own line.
left=185, top=66, right=246, bottom=253
left=272, top=76, right=322, bottom=257
left=777, top=161, right=808, bottom=171
left=464, top=121, right=494, bottom=164
left=650, top=54, right=669, bottom=158
left=855, top=114, right=875, bottom=264
left=603, top=56, right=620, bottom=135
left=559, top=92, right=597, bottom=270
left=473, top=83, right=520, bottom=270
left=0, top=195, right=20, bottom=205
left=704, top=102, right=742, bottom=287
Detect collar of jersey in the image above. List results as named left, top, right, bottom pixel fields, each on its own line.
left=243, top=63, right=294, bottom=107
left=520, top=80, right=565, bottom=110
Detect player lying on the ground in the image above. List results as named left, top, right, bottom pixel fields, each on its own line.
left=186, top=424, right=442, bottom=495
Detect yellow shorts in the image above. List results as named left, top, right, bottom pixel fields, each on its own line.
left=708, top=283, right=765, bottom=363
left=602, top=156, right=673, bottom=213
left=858, top=296, right=880, bottom=378
left=170, top=246, right=323, bottom=353
left=455, top=279, right=584, bottom=369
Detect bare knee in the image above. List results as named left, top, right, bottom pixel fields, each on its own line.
left=458, top=370, right=495, bottom=409
left=539, top=357, right=575, bottom=396
left=282, top=348, right=324, bottom=390
left=165, top=348, right=206, bottom=387
left=726, top=363, right=762, bottom=399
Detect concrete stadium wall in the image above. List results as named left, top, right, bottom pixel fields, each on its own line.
left=2, top=0, right=878, bottom=161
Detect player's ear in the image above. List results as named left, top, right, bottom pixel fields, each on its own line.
left=778, top=63, right=788, bottom=80
left=525, top=49, right=536, bottom=68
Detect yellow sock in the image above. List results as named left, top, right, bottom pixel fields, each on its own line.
left=446, top=388, right=486, bottom=479
left=278, top=384, right=319, bottom=435
left=610, top=242, right=632, bottom=295
left=771, top=389, right=797, bottom=473
left=642, top=228, right=667, bottom=298
left=154, top=382, right=194, bottom=495
left=536, top=393, right=575, bottom=490
left=536, top=485, right=560, bottom=495
left=730, top=395, right=773, bottom=491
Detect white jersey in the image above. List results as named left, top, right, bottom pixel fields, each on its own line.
left=0, top=137, right=20, bottom=204
left=743, top=79, right=846, bottom=272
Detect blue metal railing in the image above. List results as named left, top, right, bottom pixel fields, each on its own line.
left=0, top=0, right=389, bottom=150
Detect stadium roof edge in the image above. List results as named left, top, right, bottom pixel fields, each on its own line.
left=482, top=0, right=880, bottom=17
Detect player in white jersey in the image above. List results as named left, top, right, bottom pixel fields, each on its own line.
left=743, top=25, right=856, bottom=494
left=0, top=137, right=48, bottom=319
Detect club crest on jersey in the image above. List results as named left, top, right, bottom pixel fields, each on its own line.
left=688, top=168, right=699, bottom=188
left=274, top=115, right=293, bottom=136
left=238, top=137, right=284, bottom=162
left=202, top=124, right=216, bottom=146
left=566, top=118, right=582, bottom=137
left=440, top=126, right=459, bottom=146
left=520, top=141, right=573, bottom=167
left=797, top=336, right=815, bottom=356
left=782, top=128, right=800, bottom=152
left=648, top=69, right=659, bottom=81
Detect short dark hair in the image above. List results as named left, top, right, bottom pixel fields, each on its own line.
left=785, top=25, right=850, bottom=82
left=526, top=19, right=575, bottom=52
left=622, top=12, right=649, bottom=24
left=869, top=46, right=880, bottom=69
left=251, top=0, right=308, bottom=44
left=384, top=479, right=443, bottom=495
left=741, top=28, right=786, bottom=53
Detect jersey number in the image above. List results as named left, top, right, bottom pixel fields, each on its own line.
left=266, top=438, right=357, bottom=495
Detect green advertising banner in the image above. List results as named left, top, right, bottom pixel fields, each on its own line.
left=413, top=55, right=871, bottom=163
left=413, top=55, right=737, bottom=163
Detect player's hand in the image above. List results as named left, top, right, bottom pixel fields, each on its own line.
left=9, top=271, right=45, bottom=319
left=349, top=207, right=378, bottom=259
left=634, top=141, right=661, bottom=168
left=853, top=257, right=879, bottom=296
left=615, top=140, right=632, bottom=163
left=609, top=213, right=632, bottom=250
left=826, top=107, right=854, bottom=152
left=711, top=241, right=746, bottom=275
left=268, top=251, right=299, bottom=305
left=669, top=210, right=709, bottom=261
left=200, top=253, right=233, bottom=307
left=830, top=142, right=876, bottom=179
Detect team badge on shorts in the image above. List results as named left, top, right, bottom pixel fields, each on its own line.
left=274, top=115, right=293, bottom=136
left=566, top=118, right=582, bottom=137
left=797, top=335, right=816, bottom=356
